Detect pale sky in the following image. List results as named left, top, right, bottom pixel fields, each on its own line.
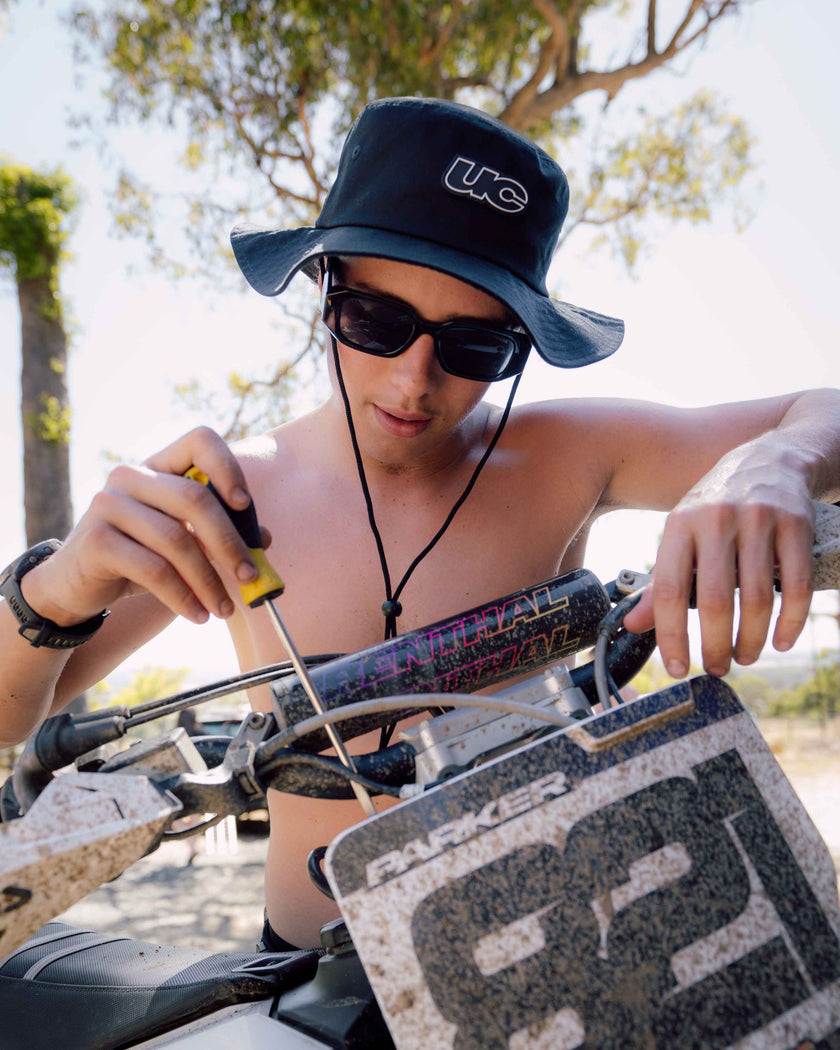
left=1, top=1, right=838, bottom=684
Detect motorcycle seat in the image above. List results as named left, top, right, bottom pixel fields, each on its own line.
left=0, top=921, right=321, bottom=1050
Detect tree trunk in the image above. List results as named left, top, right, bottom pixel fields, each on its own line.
left=18, top=273, right=73, bottom=545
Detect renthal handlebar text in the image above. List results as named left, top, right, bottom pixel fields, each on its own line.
left=272, top=569, right=612, bottom=752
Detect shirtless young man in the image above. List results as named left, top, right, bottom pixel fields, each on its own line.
left=1, top=97, right=839, bottom=950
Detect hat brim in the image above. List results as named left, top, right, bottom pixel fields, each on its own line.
left=231, top=223, right=624, bottom=369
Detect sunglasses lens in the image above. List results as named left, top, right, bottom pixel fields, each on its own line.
left=337, top=296, right=414, bottom=354
left=441, top=328, right=516, bottom=381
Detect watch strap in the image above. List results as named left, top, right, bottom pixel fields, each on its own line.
left=0, top=540, right=109, bottom=649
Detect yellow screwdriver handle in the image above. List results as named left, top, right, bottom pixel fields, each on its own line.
left=184, top=467, right=285, bottom=608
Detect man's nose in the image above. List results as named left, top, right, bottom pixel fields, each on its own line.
left=391, top=333, right=440, bottom=393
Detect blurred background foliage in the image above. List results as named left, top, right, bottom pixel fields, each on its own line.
left=65, top=0, right=757, bottom=436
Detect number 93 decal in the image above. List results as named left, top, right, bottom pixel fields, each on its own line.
left=411, top=750, right=840, bottom=1049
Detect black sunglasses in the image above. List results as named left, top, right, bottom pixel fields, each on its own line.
left=320, top=265, right=530, bottom=382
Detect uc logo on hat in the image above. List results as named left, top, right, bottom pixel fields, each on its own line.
left=443, top=156, right=529, bottom=214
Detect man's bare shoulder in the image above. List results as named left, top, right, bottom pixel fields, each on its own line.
left=506, top=395, right=675, bottom=436
left=507, top=393, right=806, bottom=515
left=473, top=397, right=628, bottom=528
left=503, top=397, right=646, bottom=475
left=230, top=407, right=331, bottom=480
left=508, top=396, right=619, bottom=428
left=501, top=396, right=706, bottom=517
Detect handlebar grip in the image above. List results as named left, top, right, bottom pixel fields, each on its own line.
left=11, top=712, right=129, bottom=814
left=184, top=467, right=285, bottom=607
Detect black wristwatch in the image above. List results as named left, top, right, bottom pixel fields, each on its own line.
left=0, top=540, right=109, bottom=649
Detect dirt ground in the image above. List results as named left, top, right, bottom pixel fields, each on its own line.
left=55, top=716, right=840, bottom=954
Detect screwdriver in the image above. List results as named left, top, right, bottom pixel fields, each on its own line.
left=184, top=467, right=376, bottom=818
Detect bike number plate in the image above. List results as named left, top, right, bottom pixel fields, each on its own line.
left=326, top=677, right=840, bottom=1049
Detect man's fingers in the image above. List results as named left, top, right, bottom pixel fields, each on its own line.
left=772, top=512, right=814, bottom=652
left=694, top=534, right=737, bottom=678
left=91, top=489, right=235, bottom=620
left=649, top=524, right=697, bottom=679
left=622, top=584, right=654, bottom=634
left=111, top=542, right=213, bottom=625
left=144, top=426, right=252, bottom=513
left=106, top=464, right=256, bottom=586
left=733, top=511, right=776, bottom=666
left=22, top=427, right=261, bottom=633
left=648, top=502, right=815, bottom=679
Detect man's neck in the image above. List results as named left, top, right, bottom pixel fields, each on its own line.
left=319, top=395, right=494, bottom=490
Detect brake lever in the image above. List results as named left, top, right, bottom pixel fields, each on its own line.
left=161, top=711, right=275, bottom=821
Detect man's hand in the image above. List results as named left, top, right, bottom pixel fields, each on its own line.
left=624, top=442, right=816, bottom=678
left=20, top=426, right=269, bottom=628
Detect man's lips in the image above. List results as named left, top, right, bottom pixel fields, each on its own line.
left=374, top=405, right=432, bottom=437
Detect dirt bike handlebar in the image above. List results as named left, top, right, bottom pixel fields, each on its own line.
left=249, top=620, right=656, bottom=801
left=6, top=568, right=653, bottom=815
left=269, top=568, right=618, bottom=753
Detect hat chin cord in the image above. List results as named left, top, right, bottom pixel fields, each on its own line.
left=330, top=334, right=522, bottom=743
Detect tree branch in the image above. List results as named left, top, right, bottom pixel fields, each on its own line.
left=295, top=91, right=328, bottom=207
left=503, top=0, right=739, bottom=131
left=665, top=0, right=705, bottom=53
left=500, top=0, right=567, bottom=128
left=647, top=0, right=658, bottom=54
left=418, top=1, right=465, bottom=71
left=222, top=333, right=316, bottom=441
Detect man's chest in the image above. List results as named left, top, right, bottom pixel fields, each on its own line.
left=240, top=471, right=592, bottom=669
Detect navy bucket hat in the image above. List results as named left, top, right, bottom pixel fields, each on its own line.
left=231, top=96, right=624, bottom=369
